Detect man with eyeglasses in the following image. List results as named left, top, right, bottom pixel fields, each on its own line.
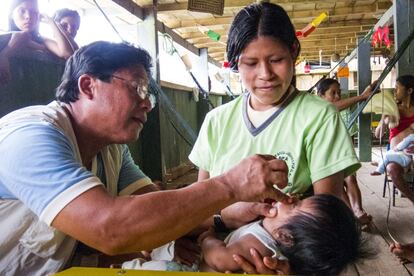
left=0, top=41, right=290, bottom=275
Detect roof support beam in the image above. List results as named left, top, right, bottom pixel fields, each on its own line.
left=393, top=0, right=414, bottom=76
left=357, top=36, right=373, bottom=162
left=156, top=21, right=221, bottom=67
left=111, top=0, right=145, bottom=20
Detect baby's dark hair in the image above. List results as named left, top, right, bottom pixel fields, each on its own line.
left=276, top=194, right=371, bottom=275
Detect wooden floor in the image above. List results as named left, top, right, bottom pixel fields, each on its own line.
left=170, top=148, right=414, bottom=275
left=341, top=148, right=414, bottom=275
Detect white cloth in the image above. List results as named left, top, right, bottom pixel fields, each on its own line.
left=225, top=221, right=287, bottom=260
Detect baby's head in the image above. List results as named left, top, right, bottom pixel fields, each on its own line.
left=266, top=194, right=368, bottom=275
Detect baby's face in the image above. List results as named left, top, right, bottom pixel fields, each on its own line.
left=263, top=198, right=315, bottom=234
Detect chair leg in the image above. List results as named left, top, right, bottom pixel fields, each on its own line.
left=383, top=175, right=387, bottom=198
left=393, top=184, right=396, bottom=207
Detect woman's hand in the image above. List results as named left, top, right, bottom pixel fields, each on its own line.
left=361, top=80, right=379, bottom=100
left=8, top=31, right=44, bottom=52
left=221, top=202, right=278, bottom=229
left=8, top=31, right=32, bottom=52
left=375, top=123, right=386, bottom=139
left=39, top=14, right=53, bottom=25
left=232, top=248, right=290, bottom=275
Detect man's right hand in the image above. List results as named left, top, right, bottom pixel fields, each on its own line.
left=218, top=154, right=289, bottom=204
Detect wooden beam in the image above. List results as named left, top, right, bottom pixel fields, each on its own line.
left=194, top=42, right=226, bottom=48
left=155, top=21, right=222, bottom=67
left=302, top=49, right=389, bottom=61
left=188, top=36, right=228, bottom=44
left=156, top=20, right=200, bottom=56
left=111, top=0, right=145, bottom=20
left=156, top=0, right=391, bottom=12
left=179, top=28, right=229, bottom=39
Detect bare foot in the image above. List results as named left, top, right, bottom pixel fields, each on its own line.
left=370, top=171, right=382, bottom=176
left=390, top=242, right=414, bottom=263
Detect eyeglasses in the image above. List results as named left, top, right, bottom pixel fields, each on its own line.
left=110, top=75, right=156, bottom=108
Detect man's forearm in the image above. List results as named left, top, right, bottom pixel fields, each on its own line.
left=53, top=176, right=236, bottom=255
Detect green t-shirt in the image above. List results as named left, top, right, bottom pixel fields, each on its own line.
left=189, top=90, right=360, bottom=195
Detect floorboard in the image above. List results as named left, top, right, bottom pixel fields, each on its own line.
left=355, top=149, right=414, bottom=275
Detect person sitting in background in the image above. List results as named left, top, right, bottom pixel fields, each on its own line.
left=387, top=77, right=414, bottom=263
left=317, top=78, right=376, bottom=226
left=53, top=8, right=80, bottom=50
left=0, top=0, right=75, bottom=86
left=374, top=75, right=414, bottom=204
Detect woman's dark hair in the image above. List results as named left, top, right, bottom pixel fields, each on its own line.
left=8, top=0, right=42, bottom=43
left=56, top=41, right=152, bottom=103
left=397, top=75, right=414, bottom=102
left=276, top=194, right=373, bottom=275
left=53, top=8, right=81, bottom=25
left=317, top=78, right=340, bottom=96
left=226, top=2, right=301, bottom=72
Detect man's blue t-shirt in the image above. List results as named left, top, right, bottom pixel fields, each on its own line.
left=0, top=122, right=150, bottom=224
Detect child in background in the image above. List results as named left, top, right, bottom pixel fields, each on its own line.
left=317, top=77, right=375, bottom=226
left=53, top=8, right=80, bottom=50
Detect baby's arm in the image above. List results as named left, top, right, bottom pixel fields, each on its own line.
left=396, top=134, right=414, bottom=151
left=200, top=230, right=271, bottom=272
left=375, top=115, right=389, bottom=138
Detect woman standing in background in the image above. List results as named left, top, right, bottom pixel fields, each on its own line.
left=0, top=0, right=75, bottom=86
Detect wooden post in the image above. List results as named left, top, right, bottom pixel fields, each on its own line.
left=393, top=0, right=414, bottom=76
left=135, top=1, right=165, bottom=182
left=357, top=37, right=372, bottom=162
left=192, top=48, right=210, bottom=93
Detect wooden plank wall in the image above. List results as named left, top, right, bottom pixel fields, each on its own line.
left=0, top=54, right=65, bottom=117
left=157, top=84, right=229, bottom=182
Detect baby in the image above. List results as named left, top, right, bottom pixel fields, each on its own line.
left=371, top=134, right=414, bottom=175
left=123, top=194, right=369, bottom=275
